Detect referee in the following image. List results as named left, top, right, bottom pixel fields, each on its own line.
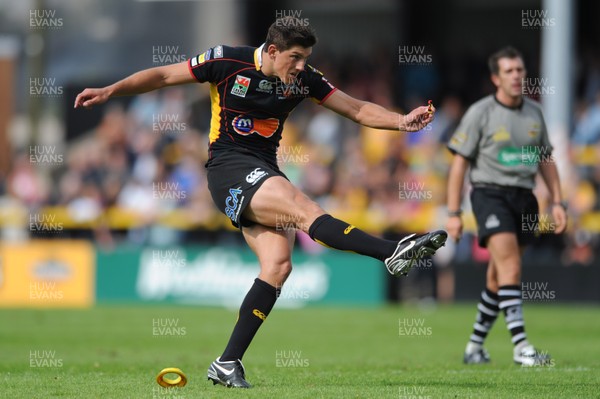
left=446, top=47, right=567, bottom=366
left=75, top=17, right=447, bottom=388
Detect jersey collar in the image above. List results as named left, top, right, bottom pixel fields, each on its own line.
left=494, top=94, right=524, bottom=110
left=254, top=43, right=265, bottom=71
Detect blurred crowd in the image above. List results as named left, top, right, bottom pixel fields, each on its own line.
left=2, top=48, right=600, bottom=267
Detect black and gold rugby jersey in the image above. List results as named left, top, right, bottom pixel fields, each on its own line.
left=188, top=44, right=337, bottom=165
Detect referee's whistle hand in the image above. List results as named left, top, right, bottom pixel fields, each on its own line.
left=446, top=216, right=463, bottom=242
left=552, top=205, right=568, bottom=234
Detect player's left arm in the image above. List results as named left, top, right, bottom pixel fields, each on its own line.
left=321, top=89, right=434, bottom=132
left=538, top=161, right=567, bottom=234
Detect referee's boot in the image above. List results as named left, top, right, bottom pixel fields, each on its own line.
left=464, top=347, right=491, bottom=364
left=514, top=343, right=552, bottom=367
left=385, top=230, right=447, bottom=277
left=207, top=357, right=251, bottom=388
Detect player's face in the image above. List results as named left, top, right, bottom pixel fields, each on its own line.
left=273, top=45, right=312, bottom=84
left=493, top=57, right=526, bottom=99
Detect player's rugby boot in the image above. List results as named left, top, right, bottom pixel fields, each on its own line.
left=207, top=357, right=251, bottom=388
left=385, top=230, right=447, bottom=277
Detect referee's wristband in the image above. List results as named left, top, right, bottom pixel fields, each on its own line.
left=552, top=201, right=568, bottom=211
left=447, top=209, right=462, bottom=217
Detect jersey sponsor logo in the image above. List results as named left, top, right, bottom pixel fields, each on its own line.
left=492, top=127, right=511, bottom=142
left=191, top=49, right=211, bottom=67
left=231, top=75, right=251, bottom=97
left=214, top=45, right=223, bottom=58
left=498, top=147, right=529, bottom=166
left=225, top=187, right=243, bottom=221
left=192, top=50, right=210, bottom=67
left=232, top=115, right=280, bottom=138
left=256, top=79, right=274, bottom=93
left=252, top=309, right=267, bottom=321
left=245, top=168, right=268, bottom=185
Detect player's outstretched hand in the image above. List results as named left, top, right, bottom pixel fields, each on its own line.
left=74, top=87, right=110, bottom=109
left=400, top=103, right=436, bottom=132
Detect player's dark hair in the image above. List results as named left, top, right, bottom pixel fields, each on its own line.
left=488, top=46, right=523, bottom=75
left=264, top=17, right=317, bottom=51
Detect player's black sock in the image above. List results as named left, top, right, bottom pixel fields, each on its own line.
left=308, top=214, right=397, bottom=261
left=469, top=288, right=500, bottom=346
left=220, top=278, right=277, bottom=361
left=498, top=284, right=527, bottom=346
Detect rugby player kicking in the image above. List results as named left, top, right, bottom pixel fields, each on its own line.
left=75, top=17, right=447, bottom=388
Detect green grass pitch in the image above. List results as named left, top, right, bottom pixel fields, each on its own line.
left=1, top=304, right=598, bottom=398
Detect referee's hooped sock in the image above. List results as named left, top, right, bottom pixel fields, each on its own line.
left=220, top=278, right=277, bottom=362
left=308, top=214, right=398, bottom=261
left=498, top=284, right=528, bottom=347
left=467, top=288, right=500, bottom=350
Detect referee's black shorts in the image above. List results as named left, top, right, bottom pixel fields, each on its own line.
left=206, top=149, right=288, bottom=229
left=470, top=184, right=539, bottom=248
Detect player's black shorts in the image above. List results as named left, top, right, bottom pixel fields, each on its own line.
left=206, top=149, right=288, bottom=229
left=470, top=183, right=539, bottom=248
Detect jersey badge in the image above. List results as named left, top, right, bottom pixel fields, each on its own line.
left=231, top=75, right=251, bottom=97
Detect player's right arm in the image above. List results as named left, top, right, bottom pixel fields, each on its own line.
left=74, top=61, right=194, bottom=109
